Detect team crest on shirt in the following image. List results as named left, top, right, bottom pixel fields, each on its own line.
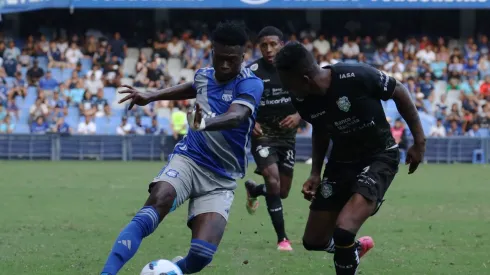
left=320, top=178, right=333, bottom=198
left=336, top=96, right=351, bottom=112
left=256, top=145, right=270, bottom=158
left=222, top=90, right=233, bottom=102
left=250, top=63, right=259, bottom=71
left=165, top=169, right=179, bottom=178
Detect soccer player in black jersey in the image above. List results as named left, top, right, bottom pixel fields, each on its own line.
left=275, top=42, right=426, bottom=274
left=244, top=26, right=300, bottom=251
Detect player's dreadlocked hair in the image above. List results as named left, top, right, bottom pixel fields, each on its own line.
left=274, top=41, right=316, bottom=73
left=257, top=26, right=284, bottom=41
left=211, top=21, right=248, bottom=47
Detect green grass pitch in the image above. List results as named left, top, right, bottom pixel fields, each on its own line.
left=1, top=161, right=490, bottom=275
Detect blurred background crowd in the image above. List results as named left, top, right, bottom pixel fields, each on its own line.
left=1, top=11, right=489, bottom=149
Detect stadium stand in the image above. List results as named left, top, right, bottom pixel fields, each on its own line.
left=0, top=26, right=489, bottom=157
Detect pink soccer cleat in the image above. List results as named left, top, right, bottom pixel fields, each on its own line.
left=358, top=236, right=375, bottom=258
left=277, top=239, right=293, bottom=251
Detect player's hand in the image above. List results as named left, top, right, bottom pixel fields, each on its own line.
left=252, top=122, right=263, bottom=136
left=187, top=103, right=205, bottom=131
left=279, top=113, right=301, bottom=129
left=302, top=174, right=321, bottom=201
left=406, top=142, right=425, bottom=174
left=118, top=85, right=153, bottom=110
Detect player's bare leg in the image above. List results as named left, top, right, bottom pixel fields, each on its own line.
left=101, top=182, right=177, bottom=275
left=302, top=210, right=339, bottom=253
left=245, top=163, right=292, bottom=251
left=303, top=209, right=374, bottom=259
left=174, top=213, right=227, bottom=274
left=332, top=193, right=377, bottom=275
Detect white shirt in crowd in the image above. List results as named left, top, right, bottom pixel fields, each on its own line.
left=384, top=61, right=406, bottom=73
left=167, top=41, right=184, bottom=57
left=313, top=39, right=330, bottom=55
left=342, top=43, right=360, bottom=57
left=416, top=49, right=436, bottom=64
left=116, top=123, right=133, bottom=136
left=57, top=42, right=69, bottom=54
left=65, top=48, right=84, bottom=64
left=430, top=124, right=446, bottom=137
left=77, top=121, right=96, bottom=135
left=198, top=39, right=211, bottom=49
left=319, top=59, right=339, bottom=67
left=386, top=41, right=403, bottom=53
left=85, top=78, right=104, bottom=95
left=86, top=69, right=103, bottom=80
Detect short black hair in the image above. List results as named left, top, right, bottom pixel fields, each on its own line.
left=257, top=26, right=283, bottom=41
left=211, top=21, right=248, bottom=47
left=274, top=41, right=316, bottom=73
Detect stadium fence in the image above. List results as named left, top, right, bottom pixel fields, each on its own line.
left=0, top=134, right=488, bottom=164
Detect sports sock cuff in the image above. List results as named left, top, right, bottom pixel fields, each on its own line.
left=134, top=206, right=160, bottom=236
left=333, top=228, right=356, bottom=247
left=190, top=239, right=217, bottom=258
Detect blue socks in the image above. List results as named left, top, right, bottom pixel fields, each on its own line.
left=176, top=239, right=217, bottom=274
left=101, top=206, right=160, bottom=275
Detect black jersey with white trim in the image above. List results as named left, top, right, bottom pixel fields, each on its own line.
left=247, top=58, right=297, bottom=140
left=292, top=62, right=398, bottom=162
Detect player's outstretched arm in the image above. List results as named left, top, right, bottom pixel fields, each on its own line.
left=392, top=80, right=426, bottom=173
left=188, top=77, right=263, bottom=131
left=118, top=82, right=196, bottom=110
left=190, top=102, right=252, bottom=131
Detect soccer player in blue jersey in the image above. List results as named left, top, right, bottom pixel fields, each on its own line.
left=100, top=21, right=264, bottom=275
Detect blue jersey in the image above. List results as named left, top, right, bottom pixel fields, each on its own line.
left=173, top=67, right=263, bottom=180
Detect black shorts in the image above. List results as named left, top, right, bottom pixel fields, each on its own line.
left=310, top=149, right=400, bottom=216
left=251, top=137, right=295, bottom=177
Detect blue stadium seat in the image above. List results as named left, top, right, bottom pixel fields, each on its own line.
left=158, top=117, right=172, bottom=134
left=62, top=68, right=74, bottom=82
left=80, top=58, right=93, bottom=73
left=37, top=56, right=49, bottom=68
left=50, top=68, right=62, bottom=83
left=479, top=128, right=489, bottom=137
left=103, top=87, right=117, bottom=103
left=141, top=116, right=152, bottom=126
left=95, top=117, right=109, bottom=134
left=5, top=77, right=15, bottom=88
left=14, top=124, right=30, bottom=134
left=20, top=67, right=27, bottom=80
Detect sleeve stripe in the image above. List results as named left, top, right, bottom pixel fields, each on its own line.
left=232, top=100, right=255, bottom=113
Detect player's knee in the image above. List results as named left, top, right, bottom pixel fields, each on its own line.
left=302, top=238, right=325, bottom=251
left=280, top=190, right=289, bottom=199
left=264, top=177, right=280, bottom=196
left=333, top=227, right=356, bottom=247
left=148, top=182, right=177, bottom=217
left=180, top=239, right=217, bottom=273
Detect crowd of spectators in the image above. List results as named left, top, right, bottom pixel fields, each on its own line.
left=0, top=28, right=489, bottom=143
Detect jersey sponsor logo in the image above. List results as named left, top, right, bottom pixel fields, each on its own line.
left=339, top=72, right=355, bottom=79
left=272, top=88, right=288, bottom=96
left=311, top=111, right=326, bottom=119
left=263, top=79, right=271, bottom=83
left=256, top=145, right=270, bottom=158
left=222, top=89, right=233, bottom=102
left=260, top=97, right=291, bottom=106
left=240, top=0, right=271, bottom=5
left=295, top=97, right=304, bottom=102
left=378, top=70, right=390, bottom=91
left=320, top=178, right=333, bottom=198
left=202, top=111, right=217, bottom=119
left=165, top=169, right=179, bottom=178
left=336, top=96, right=351, bottom=112
left=250, top=63, right=259, bottom=71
